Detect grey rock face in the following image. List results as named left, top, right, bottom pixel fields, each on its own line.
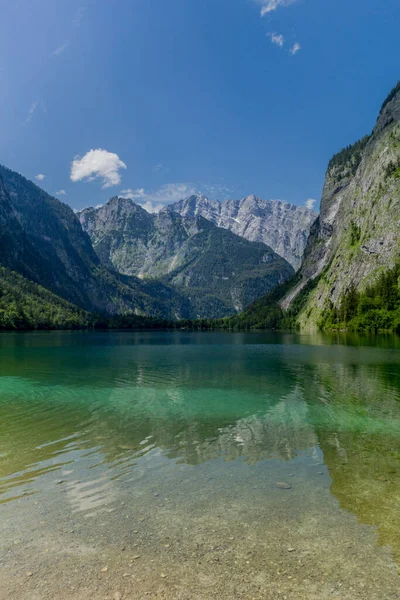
left=79, top=198, right=204, bottom=279
left=168, top=194, right=317, bottom=270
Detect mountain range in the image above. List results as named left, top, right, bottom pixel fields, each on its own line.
left=79, top=197, right=293, bottom=315
left=0, top=165, right=299, bottom=323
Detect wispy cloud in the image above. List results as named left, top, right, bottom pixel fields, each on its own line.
left=119, top=183, right=198, bottom=213
left=119, top=181, right=234, bottom=213
left=290, top=42, right=302, bottom=55
left=201, top=183, right=234, bottom=200
left=21, top=100, right=46, bottom=126
left=153, top=163, right=169, bottom=174
left=305, top=198, right=316, bottom=210
left=267, top=32, right=285, bottom=47
left=71, top=149, right=127, bottom=188
left=35, top=174, right=46, bottom=182
left=56, top=189, right=66, bottom=196
left=53, top=5, right=86, bottom=58
left=254, top=2, right=302, bottom=55
left=53, top=42, right=69, bottom=56
left=73, top=5, right=86, bottom=27
left=120, top=188, right=146, bottom=199
left=254, top=0, right=299, bottom=16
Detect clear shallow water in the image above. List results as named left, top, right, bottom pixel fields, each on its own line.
left=0, top=331, right=399, bottom=599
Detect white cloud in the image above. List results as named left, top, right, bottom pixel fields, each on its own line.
left=120, top=188, right=146, bottom=199
left=255, top=0, right=299, bottom=16
left=56, top=189, right=66, bottom=196
left=267, top=32, right=285, bottom=47
left=305, top=198, right=316, bottom=210
left=53, top=42, right=69, bottom=56
left=290, top=42, right=302, bottom=55
left=35, top=173, right=46, bottom=181
left=71, top=149, right=127, bottom=188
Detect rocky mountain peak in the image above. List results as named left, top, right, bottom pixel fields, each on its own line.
left=79, top=196, right=151, bottom=222
left=240, top=194, right=262, bottom=205
left=167, top=194, right=220, bottom=220
left=375, top=81, right=400, bottom=133
left=104, top=196, right=148, bottom=213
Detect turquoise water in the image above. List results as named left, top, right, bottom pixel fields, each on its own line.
left=0, top=331, right=399, bottom=599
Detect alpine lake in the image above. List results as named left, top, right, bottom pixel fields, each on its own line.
left=0, top=331, right=399, bottom=599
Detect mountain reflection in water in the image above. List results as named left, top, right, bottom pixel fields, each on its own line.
left=0, top=331, right=399, bottom=566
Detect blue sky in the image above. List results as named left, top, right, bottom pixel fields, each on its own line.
left=1, top=0, right=399, bottom=212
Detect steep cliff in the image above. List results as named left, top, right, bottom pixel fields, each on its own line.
left=281, top=82, right=400, bottom=329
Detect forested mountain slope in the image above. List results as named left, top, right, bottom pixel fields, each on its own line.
left=0, top=267, right=93, bottom=330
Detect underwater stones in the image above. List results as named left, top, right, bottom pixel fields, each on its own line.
left=275, top=482, right=292, bottom=490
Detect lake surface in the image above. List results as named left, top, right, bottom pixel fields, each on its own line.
left=0, top=331, right=399, bottom=599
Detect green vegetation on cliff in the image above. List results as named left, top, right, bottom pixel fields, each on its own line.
left=319, top=261, right=400, bottom=333
left=327, top=135, right=370, bottom=177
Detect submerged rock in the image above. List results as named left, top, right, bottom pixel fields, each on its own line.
left=275, top=482, right=292, bottom=490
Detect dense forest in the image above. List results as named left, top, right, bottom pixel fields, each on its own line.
left=0, top=267, right=93, bottom=330
left=0, top=267, right=177, bottom=331
left=318, top=261, right=400, bottom=333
